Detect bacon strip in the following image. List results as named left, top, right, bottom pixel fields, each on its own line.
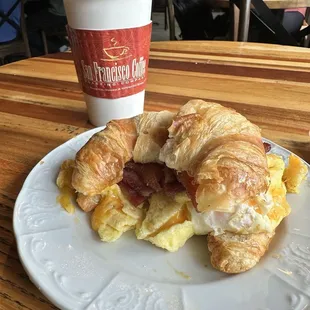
left=177, top=172, right=198, bottom=208
left=118, top=181, right=146, bottom=206
left=125, top=162, right=163, bottom=192
left=163, top=181, right=185, bottom=197
left=118, top=162, right=186, bottom=206
left=263, top=142, right=271, bottom=153
left=162, top=167, right=185, bottom=197
left=122, top=167, right=154, bottom=197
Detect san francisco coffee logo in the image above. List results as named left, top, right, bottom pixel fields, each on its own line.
left=81, top=38, right=146, bottom=85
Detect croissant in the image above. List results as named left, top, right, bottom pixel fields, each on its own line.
left=206, top=153, right=290, bottom=273
left=55, top=100, right=296, bottom=275
left=160, top=99, right=270, bottom=213
left=207, top=231, right=274, bottom=273
left=70, top=110, right=191, bottom=243
left=72, top=111, right=174, bottom=196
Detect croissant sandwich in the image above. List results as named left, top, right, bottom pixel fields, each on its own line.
left=57, top=110, right=195, bottom=252
left=56, top=100, right=307, bottom=273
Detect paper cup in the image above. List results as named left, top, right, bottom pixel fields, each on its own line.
left=64, top=0, right=152, bottom=126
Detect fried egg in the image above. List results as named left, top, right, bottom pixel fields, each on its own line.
left=189, top=154, right=291, bottom=235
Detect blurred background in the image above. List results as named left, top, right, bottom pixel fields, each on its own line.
left=0, top=0, right=309, bottom=65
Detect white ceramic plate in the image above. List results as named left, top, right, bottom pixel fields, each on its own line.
left=13, top=127, right=310, bottom=310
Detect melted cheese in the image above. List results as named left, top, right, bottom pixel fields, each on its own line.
left=136, top=192, right=194, bottom=252
left=91, top=184, right=145, bottom=242
left=149, top=206, right=188, bottom=237
left=57, top=186, right=76, bottom=214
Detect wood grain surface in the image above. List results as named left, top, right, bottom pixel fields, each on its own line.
left=216, top=0, right=310, bottom=9
left=0, top=41, right=310, bottom=309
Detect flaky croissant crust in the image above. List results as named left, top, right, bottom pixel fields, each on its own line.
left=72, top=111, right=174, bottom=196
left=160, top=100, right=270, bottom=213
left=207, top=231, right=274, bottom=273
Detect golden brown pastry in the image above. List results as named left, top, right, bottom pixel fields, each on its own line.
left=68, top=110, right=182, bottom=242
left=207, top=231, right=274, bottom=274
left=56, top=160, right=103, bottom=213
left=72, top=111, right=174, bottom=196
left=56, top=159, right=75, bottom=189
left=54, top=100, right=304, bottom=274
left=159, top=100, right=269, bottom=213
left=206, top=154, right=290, bottom=273
left=76, top=193, right=101, bottom=212
left=187, top=154, right=290, bottom=237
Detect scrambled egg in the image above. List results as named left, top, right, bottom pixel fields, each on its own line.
left=56, top=152, right=307, bottom=251
left=56, top=159, right=76, bottom=214
left=136, top=192, right=194, bottom=252
left=56, top=160, right=145, bottom=241
left=91, top=185, right=145, bottom=242
left=283, top=154, right=308, bottom=193
left=265, top=154, right=291, bottom=229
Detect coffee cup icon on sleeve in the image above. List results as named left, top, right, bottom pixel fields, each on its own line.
left=102, top=38, right=132, bottom=61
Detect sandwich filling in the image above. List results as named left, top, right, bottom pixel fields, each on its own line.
left=189, top=192, right=274, bottom=235
left=118, top=161, right=185, bottom=206
left=115, top=161, right=279, bottom=236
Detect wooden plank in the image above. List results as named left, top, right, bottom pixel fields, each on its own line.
left=0, top=113, right=87, bottom=198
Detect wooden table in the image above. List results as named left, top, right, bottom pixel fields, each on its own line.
left=1, top=41, right=310, bottom=309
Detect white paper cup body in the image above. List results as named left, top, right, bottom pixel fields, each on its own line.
left=64, top=0, right=152, bottom=126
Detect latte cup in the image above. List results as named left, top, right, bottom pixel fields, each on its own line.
left=64, top=0, right=152, bottom=126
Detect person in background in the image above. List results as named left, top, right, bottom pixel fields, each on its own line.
left=173, top=0, right=229, bottom=40
left=249, top=7, right=307, bottom=44
left=283, top=8, right=307, bottom=36
left=26, top=0, right=67, bottom=56
left=0, top=0, right=21, bottom=43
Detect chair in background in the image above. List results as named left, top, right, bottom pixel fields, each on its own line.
left=0, top=0, right=31, bottom=64
left=167, top=0, right=176, bottom=41
left=228, top=0, right=310, bottom=46
left=300, top=8, right=310, bottom=47
left=152, top=0, right=169, bottom=30
left=41, top=25, right=67, bottom=55
left=230, top=0, right=298, bottom=45
left=152, top=0, right=176, bottom=40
